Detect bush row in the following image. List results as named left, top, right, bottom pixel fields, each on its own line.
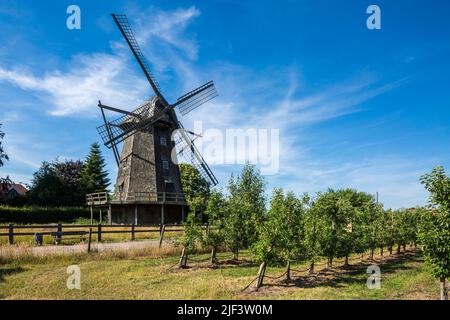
left=0, top=205, right=92, bottom=224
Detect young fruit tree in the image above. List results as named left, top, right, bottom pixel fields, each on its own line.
left=203, top=190, right=227, bottom=263
left=311, top=189, right=356, bottom=268
left=224, top=164, right=266, bottom=260
left=252, top=189, right=306, bottom=282
left=419, top=166, right=450, bottom=300
left=179, top=212, right=204, bottom=267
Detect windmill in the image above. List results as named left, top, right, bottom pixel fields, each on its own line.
left=95, top=14, right=218, bottom=225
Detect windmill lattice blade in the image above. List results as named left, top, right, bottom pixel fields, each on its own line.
left=97, top=101, right=158, bottom=147
left=112, top=14, right=166, bottom=104
left=173, top=125, right=218, bottom=186
left=175, top=81, right=218, bottom=116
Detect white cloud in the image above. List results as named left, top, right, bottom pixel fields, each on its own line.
left=0, top=53, right=147, bottom=116
left=0, top=6, right=202, bottom=116
left=135, top=6, right=200, bottom=61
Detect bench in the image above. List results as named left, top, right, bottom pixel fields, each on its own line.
left=52, top=231, right=88, bottom=245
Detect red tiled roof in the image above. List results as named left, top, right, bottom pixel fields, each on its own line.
left=9, top=184, right=28, bottom=195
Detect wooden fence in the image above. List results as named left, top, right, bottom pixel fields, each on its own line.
left=0, top=223, right=206, bottom=245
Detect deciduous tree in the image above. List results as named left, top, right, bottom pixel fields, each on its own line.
left=419, top=166, right=450, bottom=300
left=225, top=164, right=266, bottom=259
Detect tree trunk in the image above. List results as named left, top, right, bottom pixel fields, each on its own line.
left=327, top=256, right=333, bottom=269
left=403, top=244, right=406, bottom=252
left=397, top=244, right=401, bottom=254
left=233, top=249, right=239, bottom=261
left=440, top=278, right=448, bottom=300
left=343, top=255, right=349, bottom=267
left=309, top=259, right=315, bottom=274
left=210, top=246, right=217, bottom=264
left=360, top=253, right=364, bottom=262
left=388, top=246, right=393, bottom=255
left=285, top=260, right=291, bottom=281
left=369, top=248, right=374, bottom=261
left=380, top=247, right=384, bottom=257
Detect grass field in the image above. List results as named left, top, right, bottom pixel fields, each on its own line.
left=0, top=246, right=439, bottom=300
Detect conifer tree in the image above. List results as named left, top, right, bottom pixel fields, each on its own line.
left=79, top=143, right=110, bottom=194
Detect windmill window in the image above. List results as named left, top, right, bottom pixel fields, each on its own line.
left=160, top=136, right=167, bottom=146
left=162, top=160, right=169, bottom=170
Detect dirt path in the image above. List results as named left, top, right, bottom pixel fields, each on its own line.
left=0, top=239, right=170, bottom=257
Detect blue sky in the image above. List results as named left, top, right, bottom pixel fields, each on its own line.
left=0, top=0, right=449, bottom=209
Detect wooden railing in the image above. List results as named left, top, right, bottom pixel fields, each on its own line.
left=110, top=191, right=186, bottom=204
left=0, top=223, right=207, bottom=245
left=86, top=191, right=186, bottom=205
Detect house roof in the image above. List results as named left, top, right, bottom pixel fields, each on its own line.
left=8, top=184, right=28, bottom=195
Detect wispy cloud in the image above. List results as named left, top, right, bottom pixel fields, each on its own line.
left=0, top=6, right=201, bottom=116
left=0, top=52, right=148, bottom=116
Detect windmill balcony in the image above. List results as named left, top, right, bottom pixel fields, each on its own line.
left=86, top=191, right=186, bottom=205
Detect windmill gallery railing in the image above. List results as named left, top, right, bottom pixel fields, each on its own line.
left=86, top=191, right=186, bottom=205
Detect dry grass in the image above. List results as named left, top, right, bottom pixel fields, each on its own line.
left=0, top=245, right=440, bottom=300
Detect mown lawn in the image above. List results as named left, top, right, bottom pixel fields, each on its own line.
left=0, top=247, right=439, bottom=300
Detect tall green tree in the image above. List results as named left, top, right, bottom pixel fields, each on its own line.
left=179, top=163, right=211, bottom=218
left=28, top=159, right=86, bottom=206
left=419, top=166, right=450, bottom=300
left=28, top=162, right=66, bottom=206
left=225, top=164, right=266, bottom=259
left=0, top=123, right=9, bottom=167
left=53, top=159, right=85, bottom=205
left=79, top=143, right=110, bottom=194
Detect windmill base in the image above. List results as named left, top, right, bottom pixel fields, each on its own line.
left=108, top=203, right=187, bottom=225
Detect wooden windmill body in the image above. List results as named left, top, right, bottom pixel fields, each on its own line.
left=92, top=14, right=218, bottom=225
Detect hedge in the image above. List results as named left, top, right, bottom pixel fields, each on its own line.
left=0, top=206, right=92, bottom=224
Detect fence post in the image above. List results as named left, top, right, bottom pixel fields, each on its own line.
left=8, top=224, right=13, bottom=245
left=159, top=224, right=165, bottom=248
left=87, top=228, right=92, bottom=253
left=97, top=224, right=102, bottom=242
left=56, top=223, right=62, bottom=245
left=309, top=259, right=315, bottom=275
left=179, top=247, right=187, bottom=268
left=131, top=224, right=135, bottom=241
left=256, top=261, right=266, bottom=290
left=211, top=246, right=217, bottom=264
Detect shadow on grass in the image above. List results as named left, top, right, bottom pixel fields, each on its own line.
left=0, top=266, right=25, bottom=283
left=262, top=251, right=421, bottom=290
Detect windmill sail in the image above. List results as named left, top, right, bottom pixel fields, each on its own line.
left=174, top=81, right=218, bottom=116
left=111, top=14, right=168, bottom=106
left=97, top=99, right=160, bottom=147
left=174, top=123, right=218, bottom=186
